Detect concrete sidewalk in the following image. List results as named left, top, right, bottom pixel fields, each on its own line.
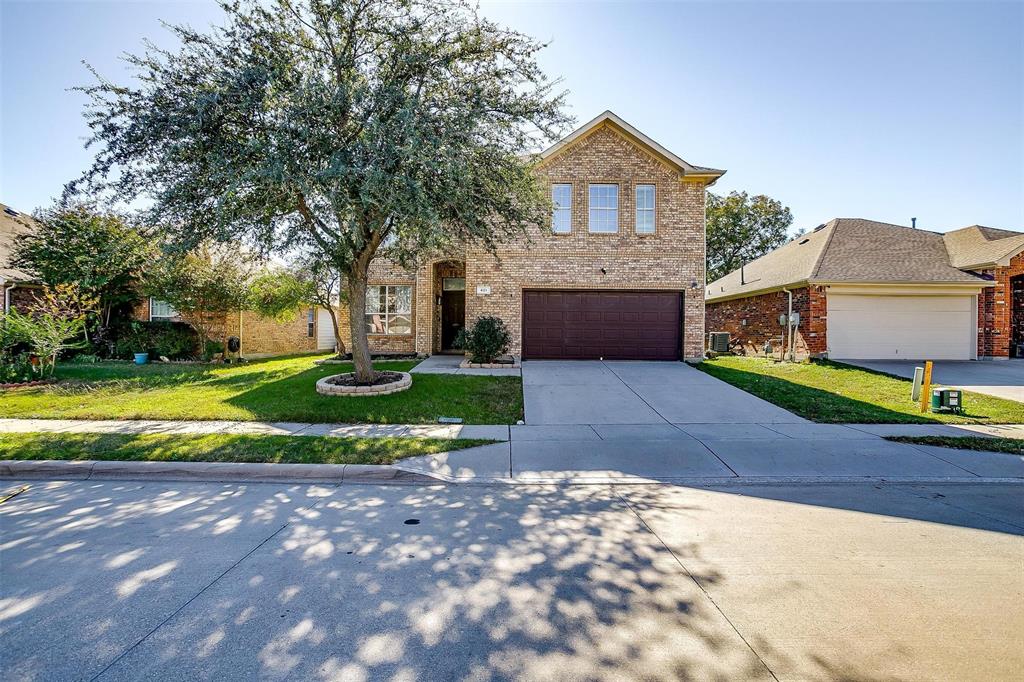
left=0, top=418, right=509, bottom=441
left=2, top=418, right=1021, bottom=485
left=399, top=429, right=1024, bottom=483
left=2, top=417, right=1021, bottom=441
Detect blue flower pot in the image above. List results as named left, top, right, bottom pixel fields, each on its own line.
left=133, top=352, right=149, bottom=365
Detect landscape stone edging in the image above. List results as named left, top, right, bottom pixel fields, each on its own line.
left=459, top=359, right=521, bottom=369
left=0, top=378, right=58, bottom=390
left=315, top=372, right=412, bottom=397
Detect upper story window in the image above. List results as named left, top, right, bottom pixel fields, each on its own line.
left=150, top=298, right=178, bottom=320
left=365, top=284, right=412, bottom=335
left=588, top=184, right=618, bottom=233
left=635, top=184, right=655, bottom=234
left=551, top=184, right=572, bottom=234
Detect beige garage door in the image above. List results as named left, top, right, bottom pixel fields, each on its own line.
left=828, top=294, right=975, bottom=360
left=316, top=307, right=337, bottom=351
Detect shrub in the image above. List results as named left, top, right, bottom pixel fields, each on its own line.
left=0, top=353, right=36, bottom=384
left=113, top=321, right=198, bottom=360
left=455, top=316, right=511, bottom=364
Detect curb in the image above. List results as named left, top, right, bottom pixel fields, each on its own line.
left=2, top=460, right=1020, bottom=487
left=0, top=460, right=443, bottom=485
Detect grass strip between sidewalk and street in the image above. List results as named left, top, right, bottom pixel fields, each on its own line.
left=885, top=436, right=1024, bottom=456
left=698, top=356, right=1024, bottom=424
left=0, top=433, right=495, bottom=466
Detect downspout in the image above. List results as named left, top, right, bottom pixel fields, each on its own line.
left=783, top=287, right=794, bottom=362
left=4, top=282, right=16, bottom=313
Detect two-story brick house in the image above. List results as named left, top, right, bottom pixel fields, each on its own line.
left=333, top=111, right=724, bottom=362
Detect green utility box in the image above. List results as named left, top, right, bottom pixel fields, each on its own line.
left=931, top=388, right=964, bottom=413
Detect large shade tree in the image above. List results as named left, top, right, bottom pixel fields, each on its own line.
left=71, top=0, right=570, bottom=382
left=706, top=191, right=795, bottom=283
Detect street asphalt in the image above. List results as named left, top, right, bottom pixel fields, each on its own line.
left=1, top=478, right=1021, bottom=680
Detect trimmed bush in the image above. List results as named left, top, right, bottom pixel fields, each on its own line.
left=114, top=321, right=199, bottom=360
left=455, top=316, right=511, bottom=364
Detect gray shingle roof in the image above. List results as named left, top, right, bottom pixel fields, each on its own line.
left=706, top=218, right=993, bottom=302
left=943, top=225, right=1024, bottom=269
left=0, top=204, right=37, bottom=283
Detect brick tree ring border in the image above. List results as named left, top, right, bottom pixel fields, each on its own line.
left=315, top=372, right=412, bottom=397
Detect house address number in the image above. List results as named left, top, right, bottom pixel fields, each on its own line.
left=476, top=285, right=491, bottom=295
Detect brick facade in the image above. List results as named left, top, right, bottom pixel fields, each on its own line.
left=1, top=283, right=42, bottom=312
left=978, top=251, right=1024, bottom=358
left=356, top=122, right=710, bottom=360
left=131, top=297, right=319, bottom=356
left=705, top=286, right=827, bottom=359
left=122, top=120, right=713, bottom=361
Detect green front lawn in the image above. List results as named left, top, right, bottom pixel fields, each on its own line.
left=698, top=356, right=1024, bottom=424
left=0, top=432, right=492, bottom=465
left=886, top=436, right=1024, bottom=455
left=0, top=354, right=523, bottom=424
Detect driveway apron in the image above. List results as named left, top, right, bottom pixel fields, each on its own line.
left=521, top=360, right=806, bottom=426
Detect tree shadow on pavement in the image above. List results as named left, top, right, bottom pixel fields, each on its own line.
left=1, top=479, right=1020, bottom=680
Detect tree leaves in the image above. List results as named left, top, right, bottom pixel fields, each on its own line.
left=706, top=191, right=795, bottom=283
left=70, top=0, right=570, bottom=378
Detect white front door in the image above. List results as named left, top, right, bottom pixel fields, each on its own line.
left=828, top=294, right=975, bottom=360
left=316, top=307, right=337, bottom=351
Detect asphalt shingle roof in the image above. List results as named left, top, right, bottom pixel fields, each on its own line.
left=0, top=204, right=37, bottom=283
left=943, top=225, right=1024, bottom=269
left=706, top=218, right=999, bottom=302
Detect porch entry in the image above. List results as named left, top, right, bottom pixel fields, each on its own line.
left=441, top=277, right=466, bottom=351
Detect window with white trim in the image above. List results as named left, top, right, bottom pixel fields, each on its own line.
left=150, top=298, right=178, bottom=319
left=306, top=309, right=315, bottom=337
left=588, top=184, right=618, bottom=233
left=551, top=184, right=572, bottom=234
left=635, top=184, right=655, bottom=234
left=365, top=285, right=412, bottom=335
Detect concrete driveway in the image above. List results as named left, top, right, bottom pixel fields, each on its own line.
left=842, top=359, right=1024, bottom=403
left=522, top=360, right=805, bottom=425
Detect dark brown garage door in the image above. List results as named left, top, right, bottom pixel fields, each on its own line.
left=522, top=290, right=682, bottom=360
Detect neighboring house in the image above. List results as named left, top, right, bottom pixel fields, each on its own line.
left=0, top=204, right=41, bottom=312
left=331, top=111, right=725, bottom=361
left=705, top=218, right=1024, bottom=361
left=132, top=297, right=336, bottom=358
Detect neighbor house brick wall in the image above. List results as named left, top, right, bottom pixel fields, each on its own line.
left=225, top=309, right=318, bottom=356
left=705, top=286, right=827, bottom=359
left=131, top=298, right=319, bottom=357
left=2, top=283, right=42, bottom=312
left=979, top=251, right=1024, bottom=358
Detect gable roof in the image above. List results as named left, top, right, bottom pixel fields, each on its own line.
left=0, top=204, right=37, bottom=283
left=538, top=111, right=726, bottom=185
left=706, top=218, right=991, bottom=302
left=943, top=225, right=1024, bottom=269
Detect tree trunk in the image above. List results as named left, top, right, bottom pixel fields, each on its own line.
left=326, top=306, right=346, bottom=357
left=346, top=270, right=374, bottom=383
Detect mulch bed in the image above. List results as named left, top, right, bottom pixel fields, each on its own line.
left=324, top=371, right=406, bottom=387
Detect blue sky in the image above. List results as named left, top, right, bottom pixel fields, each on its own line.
left=2, top=0, right=1021, bottom=233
